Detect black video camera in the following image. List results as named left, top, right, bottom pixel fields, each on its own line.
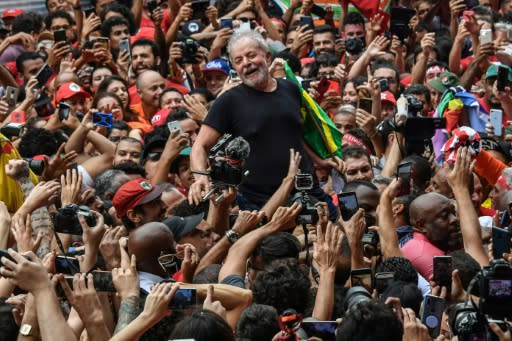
left=23, top=158, right=45, bottom=176
left=449, top=302, right=510, bottom=341
left=291, top=174, right=318, bottom=225
left=479, top=259, right=512, bottom=319
left=180, top=38, right=200, bottom=64
left=53, top=204, right=96, bottom=235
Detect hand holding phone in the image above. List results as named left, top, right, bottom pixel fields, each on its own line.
left=396, top=162, right=413, bottom=197
left=433, top=256, right=452, bottom=291
left=167, top=120, right=182, bottom=135
left=338, top=192, right=359, bottom=221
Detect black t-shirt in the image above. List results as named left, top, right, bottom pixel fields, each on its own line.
left=204, top=78, right=315, bottom=205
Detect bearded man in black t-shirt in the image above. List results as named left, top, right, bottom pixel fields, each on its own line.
left=189, top=30, right=338, bottom=210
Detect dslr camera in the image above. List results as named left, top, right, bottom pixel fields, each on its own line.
left=345, top=37, right=365, bottom=55
left=180, top=38, right=200, bottom=64
left=23, top=158, right=45, bottom=176
left=291, top=174, right=318, bottom=225
left=53, top=204, right=96, bottom=235
left=449, top=302, right=510, bottom=341
left=479, top=259, right=512, bottom=319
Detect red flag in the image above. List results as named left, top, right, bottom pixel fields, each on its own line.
left=342, top=0, right=380, bottom=19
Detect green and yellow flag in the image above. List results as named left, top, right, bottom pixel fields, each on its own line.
left=284, top=63, right=342, bottom=159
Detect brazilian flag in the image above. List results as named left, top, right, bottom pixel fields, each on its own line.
left=284, top=63, right=342, bottom=159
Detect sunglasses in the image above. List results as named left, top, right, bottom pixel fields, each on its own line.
left=146, top=151, right=162, bottom=162
left=158, top=253, right=181, bottom=275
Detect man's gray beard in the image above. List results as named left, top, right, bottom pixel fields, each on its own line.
left=241, top=68, right=269, bottom=89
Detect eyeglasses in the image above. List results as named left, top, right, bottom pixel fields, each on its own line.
left=158, top=254, right=181, bottom=276
left=377, top=76, right=397, bottom=84
left=146, top=152, right=162, bottom=161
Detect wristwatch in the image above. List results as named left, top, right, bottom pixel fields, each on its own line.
left=225, top=229, right=240, bottom=244
left=20, top=323, right=37, bottom=336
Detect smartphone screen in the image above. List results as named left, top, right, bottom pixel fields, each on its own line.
left=53, top=29, right=67, bottom=43
left=396, top=162, right=413, bottom=196
left=490, top=109, right=503, bottom=137
left=119, top=39, right=131, bottom=59
left=433, top=256, right=452, bottom=291
left=35, top=64, right=53, bottom=88
left=5, top=86, right=19, bottom=108
left=93, top=37, right=109, bottom=50
left=92, top=271, right=116, bottom=292
left=220, top=17, right=233, bottom=29
left=358, top=97, right=372, bottom=113
left=301, top=321, right=337, bottom=341
left=55, top=256, right=80, bottom=275
left=338, top=192, right=358, bottom=221
left=480, top=28, right=492, bottom=45
left=58, top=102, right=71, bottom=121
left=492, top=227, right=511, bottom=260
left=169, top=288, right=197, bottom=309
left=317, top=77, right=330, bottom=96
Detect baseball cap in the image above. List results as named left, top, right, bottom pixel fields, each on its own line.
left=381, top=91, right=396, bottom=106
left=170, top=147, right=192, bottom=173
left=56, top=82, right=91, bottom=103
left=428, top=72, right=459, bottom=94
left=485, top=63, right=512, bottom=82
left=202, top=59, right=230, bottom=75
left=2, top=9, right=23, bottom=19
left=151, top=108, right=171, bottom=127
left=163, top=213, right=204, bottom=241
left=112, top=178, right=166, bottom=217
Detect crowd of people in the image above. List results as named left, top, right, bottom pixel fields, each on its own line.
left=0, top=0, right=512, bottom=340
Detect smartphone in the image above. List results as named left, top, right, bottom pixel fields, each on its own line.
left=299, top=16, right=314, bottom=30
left=220, top=17, right=233, bottom=29
left=229, top=69, right=239, bottom=80
left=375, top=272, right=395, bottom=294
left=58, top=102, right=71, bottom=121
left=358, top=97, right=372, bottom=113
left=378, top=78, right=389, bottom=92
left=93, top=37, right=109, bottom=50
left=480, top=28, right=493, bottom=45
left=92, top=271, right=116, bottom=292
left=351, top=268, right=373, bottom=291
left=10, top=111, right=26, bottom=124
left=421, top=295, right=445, bottom=338
left=338, top=192, right=359, bottom=221
left=492, top=227, right=511, bottom=260
left=147, top=0, right=158, bottom=13
left=84, top=6, right=96, bottom=17
left=433, top=256, right=452, bottom=291
left=497, top=66, right=509, bottom=92
left=301, top=78, right=313, bottom=89
left=169, top=288, right=197, bottom=309
left=119, top=39, right=131, bottom=60
left=5, top=86, right=19, bottom=108
left=55, top=256, right=80, bottom=275
left=35, top=64, right=53, bottom=88
left=317, top=77, right=330, bottom=97
left=54, top=275, right=74, bottom=297
left=53, top=29, right=67, bottom=43
left=93, top=112, right=113, bottom=128
left=0, top=123, right=23, bottom=139
left=311, top=4, right=327, bottom=18
left=490, top=109, right=503, bottom=137
left=191, top=0, right=209, bottom=19
left=396, top=162, right=413, bottom=197
left=301, top=321, right=337, bottom=341
left=167, top=120, right=182, bottom=135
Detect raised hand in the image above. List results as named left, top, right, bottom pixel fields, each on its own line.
left=446, top=147, right=474, bottom=191
left=177, top=244, right=200, bottom=283
left=23, top=181, right=61, bottom=213
left=142, top=283, right=178, bottom=324
left=203, top=285, right=226, bottom=320
left=11, top=213, right=43, bottom=253
left=0, top=249, right=50, bottom=294
left=42, top=143, right=78, bottom=181
left=112, top=241, right=139, bottom=299
left=60, top=168, right=83, bottom=206
left=268, top=202, right=302, bottom=230
left=313, top=221, right=343, bottom=272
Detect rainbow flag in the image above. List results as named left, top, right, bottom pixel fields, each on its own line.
left=284, top=63, right=342, bottom=159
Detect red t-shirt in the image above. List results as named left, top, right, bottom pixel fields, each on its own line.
left=128, top=80, right=189, bottom=106
left=401, top=232, right=445, bottom=279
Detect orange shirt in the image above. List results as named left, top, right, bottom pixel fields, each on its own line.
left=129, top=102, right=154, bottom=134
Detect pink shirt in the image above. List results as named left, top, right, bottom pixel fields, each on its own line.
left=401, top=232, right=445, bottom=279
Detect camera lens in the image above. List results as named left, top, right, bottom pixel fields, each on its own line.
left=343, top=286, right=371, bottom=312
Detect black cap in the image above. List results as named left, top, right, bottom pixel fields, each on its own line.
left=163, top=213, right=204, bottom=241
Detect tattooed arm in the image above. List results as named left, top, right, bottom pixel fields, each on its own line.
left=114, top=296, right=141, bottom=334
left=5, top=160, right=57, bottom=258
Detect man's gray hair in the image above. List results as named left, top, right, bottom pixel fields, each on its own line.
left=95, top=169, right=127, bottom=201
left=227, top=30, right=269, bottom=60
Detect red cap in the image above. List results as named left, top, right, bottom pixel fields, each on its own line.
left=380, top=91, right=396, bottom=106
left=112, top=178, right=165, bottom=217
left=151, top=108, right=171, bottom=127
left=3, top=9, right=23, bottom=19
left=56, top=82, right=91, bottom=103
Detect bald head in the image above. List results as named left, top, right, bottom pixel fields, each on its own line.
left=410, top=193, right=448, bottom=224
left=136, top=70, right=166, bottom=110
left=128, top=222, right=175, bottom=275
left=136, top=70, right=164, bottom=90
